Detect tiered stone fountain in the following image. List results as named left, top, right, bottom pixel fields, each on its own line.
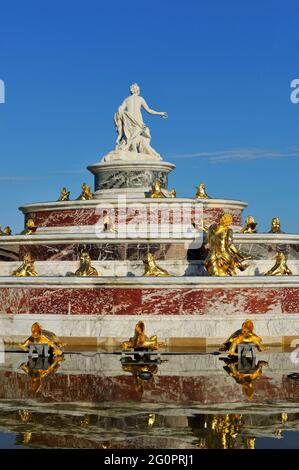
left=0, top=84, right=299, bottom=347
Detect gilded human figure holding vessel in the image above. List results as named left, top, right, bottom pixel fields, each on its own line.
left=204, top=213, right=250, bottom=276
left=20, top=356, right=64, bottom=393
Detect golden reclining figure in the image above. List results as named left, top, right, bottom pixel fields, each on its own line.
left=122, top=321, right=158, bottom=351
left=20, top=322, right=64, bottom=357
left=220, top=319, right=265, bottom=356
left=12, top=254, right=38, bottom=277
left=143, top=252, right=170, bottom=276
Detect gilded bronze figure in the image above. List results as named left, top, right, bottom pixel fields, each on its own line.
left=150, top=180, right=166, bottom=198
left=12, top=254, right=38, bottom=277
left=0, top=226, right=12, bottom=235
left=20, top=322, right=64, bottom=357
left=58, top=187, right=70, bottom=201
left=241, top=216, right=257, bottom=234
left=195, top=217, right=209, bottom=233
left=122, top=321, right=158, bottom=351
left=195, top=182, right=210, bottom=199
left=265, top=252, right=293, bottom=276
left=143, top=252, right=170, bottom=276
left=75, top=251, right=98, bottom=276
left=220, top=319, right=265, bottom=356
left=20, top=219, right=37, bottom=235
left=77, top=182, right=93, bottom=200
left=204, top=213, right=249, bottom=276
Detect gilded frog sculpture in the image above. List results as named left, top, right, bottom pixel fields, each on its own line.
left=12, top=254, right=38, bottom=277
left=77, top=182, right=93, bottom=200
left=143, top=252, right=170, bottom=276
left=220, top=319, right=265, bottom=356
left=58, top=187, right=70, bottom=201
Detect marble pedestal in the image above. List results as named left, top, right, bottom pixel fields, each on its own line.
left=87, top=160, right=175, bottom=198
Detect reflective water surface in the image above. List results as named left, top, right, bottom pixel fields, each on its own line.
left=0, top=350, right=299, bottom=449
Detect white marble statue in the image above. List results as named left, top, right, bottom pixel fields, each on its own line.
left=102, top=83, right=167, bottom=162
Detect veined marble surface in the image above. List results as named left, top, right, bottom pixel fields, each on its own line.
left=2, top=233, right=299, bottom=242
left=19, top=224, right=204, bottom=237
left=94, top=168, right=169, bottom=191
left=0, top=233, right=299, bottom=262
left=19, top=197, right=248, bottom=213
left=1, top=259, right=299, bottom=276
left=1, top=313, right=299, bottom=341
left=0, top=274, right=299, bottom=287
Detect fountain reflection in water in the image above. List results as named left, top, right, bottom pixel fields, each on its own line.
left=0, top=350, right=298, bottom=449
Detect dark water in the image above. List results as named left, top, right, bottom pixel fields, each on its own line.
left=0, top=350, right=298, bottom=449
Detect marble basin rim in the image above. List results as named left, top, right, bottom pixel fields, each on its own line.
left=19, top=197, right=248, bottom=213
left=87, top=159, right=176, bottom=170
left=1, top=232, right=299, bottom=244
left=0, top=275, right=299, bottom=288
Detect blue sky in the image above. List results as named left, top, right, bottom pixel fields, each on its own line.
left=0, top=0, right=298, bottom=233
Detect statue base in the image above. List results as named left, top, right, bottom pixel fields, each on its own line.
left=101, top=149, right=162, bottom=163
left=87, top=160, right=176, bottom=199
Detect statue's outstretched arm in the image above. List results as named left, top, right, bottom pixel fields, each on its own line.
left=141, top=98, right=167, bottom=117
